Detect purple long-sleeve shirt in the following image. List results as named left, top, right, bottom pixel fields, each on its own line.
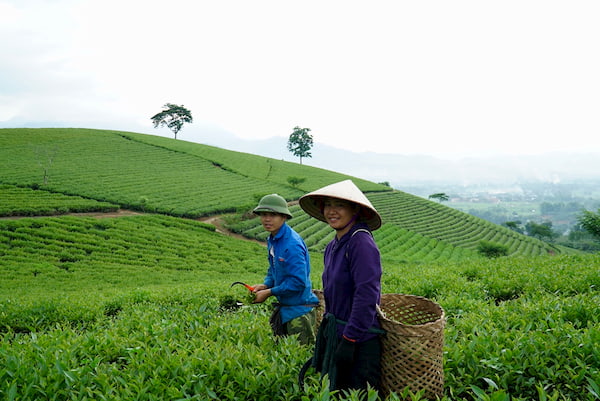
left=323, top=223, right=382, bottom=342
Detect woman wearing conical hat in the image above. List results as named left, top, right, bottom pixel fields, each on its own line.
left=299, top=180, right=383, bottom=393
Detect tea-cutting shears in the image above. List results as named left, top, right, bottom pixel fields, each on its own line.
left=230, top=281, right=255, bottom=292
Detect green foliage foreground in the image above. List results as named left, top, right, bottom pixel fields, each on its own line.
left=1, top=215, right=600, bottom=400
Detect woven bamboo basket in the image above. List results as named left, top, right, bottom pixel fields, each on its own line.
left=377, top=293, right=445, bottom=399
left=313, top=291, right=445, bottom=399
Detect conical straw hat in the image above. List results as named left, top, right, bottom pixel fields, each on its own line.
left=299, top=179, right=382, bottom=231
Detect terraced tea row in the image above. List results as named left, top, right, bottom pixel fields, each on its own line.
left=0, top=215, right=268, bottom=296
left=0, top=184, right=118, bottom=217
left=368, top=191, right=563, bottom=256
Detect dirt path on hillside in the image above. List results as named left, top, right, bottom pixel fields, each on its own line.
left=198, top=215, right=265, bottom=246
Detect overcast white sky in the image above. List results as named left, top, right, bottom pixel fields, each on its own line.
left=1, top=0, right=599, bottom=159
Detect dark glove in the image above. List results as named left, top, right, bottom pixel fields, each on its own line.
left=334, top=337, right=356, bottom=365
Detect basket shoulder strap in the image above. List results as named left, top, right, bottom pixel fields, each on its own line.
left=345, top=228, right=372, bottom=260
left=352, top=228, right=372, bottom=238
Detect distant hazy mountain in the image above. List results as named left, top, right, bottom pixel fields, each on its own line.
left=197, top=130, right=600, bottom=188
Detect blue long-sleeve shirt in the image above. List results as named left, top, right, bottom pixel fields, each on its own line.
left=264, top=222, right=319, bottom=324
left=323, top=223, right=382, bottom=342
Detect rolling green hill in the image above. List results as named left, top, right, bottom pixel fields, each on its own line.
left=0, top=128, right=385, bottom=216
left=0, top=127, right=572, bottom=261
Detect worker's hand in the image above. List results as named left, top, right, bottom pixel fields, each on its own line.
left=334, top=337, right=356, bottom=365
left=253, top=288, right=272, bottom=303
left=252, top=284, right=267, bottom=292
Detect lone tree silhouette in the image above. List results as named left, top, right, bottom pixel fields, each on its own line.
left=428, top=193, right=449, bottom=203
left=287, top=126, right=313, bottom=164
left=151, top=103, right=193, bottom=139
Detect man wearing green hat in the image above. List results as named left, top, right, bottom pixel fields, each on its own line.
left=251, top=194, right=319, bottom=345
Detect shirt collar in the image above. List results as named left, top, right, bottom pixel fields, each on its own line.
left=270, top=221, right=289, bottom=241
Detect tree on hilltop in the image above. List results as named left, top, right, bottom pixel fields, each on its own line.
left=428, top=193, right=449, bottom=203
left=287, top=126, right=313, bottom=164
left=151, top=103, right=193, bottom=139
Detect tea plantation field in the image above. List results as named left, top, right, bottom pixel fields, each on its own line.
left=1, top=128, right=599, bottom=400
left=0, top=128, right=574, bottom=260
left=1, top=214, right=599, bottom=400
